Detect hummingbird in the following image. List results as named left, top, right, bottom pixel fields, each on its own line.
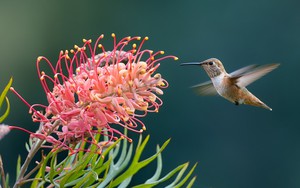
left=181, top=58, right=280, bottom=111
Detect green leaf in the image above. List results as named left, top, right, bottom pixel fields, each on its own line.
left=0, top=97, right=10, bottom=123
left=25, top=142, right=31, bottom=153
left=93, top=138, right=122, bottom=171
left=40, top=149, right=59, bottom=182
left=144, top=145, right=163, bottom=183
left=5, top=173, right=9, bottom=188
left=117, top=176, right=132, bottom=187
left=186, top=176, right=197, bottom=188
left=16, top=155, right=21, bottom=182
left=132, top=163, right=187, bottom=188
left=173, top=163, right=198, bottom=188
left=0, top=77, right=12, bottom=109
left=31, top=165, right=43, bottom=188
left=59, top=150, right=96, bottom=187
left=165, top=163, right=189, bottom=188
left=0, top=77, right=12, bottom=122
left=97, top=138, right=133, bottom=187
left=92, top=139, right=121, bottom=177
left=72, top=170, right=98, bottom=188
left=32, top=131, right=197, bottom=188
left=110, top=137, right=170, bottom=187
left=49, top=151, right=58, bottom=184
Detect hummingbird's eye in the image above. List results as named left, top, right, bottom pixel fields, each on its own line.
left=208, top=61, right=214, bottom=65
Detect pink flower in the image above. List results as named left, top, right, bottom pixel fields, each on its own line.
left=0, top=124, right=10, bottom=140
left=11, top=34, right=177, bottom=153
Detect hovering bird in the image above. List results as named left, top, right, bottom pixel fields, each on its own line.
left=181, top=58, right=279, bottom=111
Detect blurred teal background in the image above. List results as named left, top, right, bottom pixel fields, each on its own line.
left=0, top=1, right=299, bottom=187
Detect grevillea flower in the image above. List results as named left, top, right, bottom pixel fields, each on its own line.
left=11, top=34, right=177, bottom=153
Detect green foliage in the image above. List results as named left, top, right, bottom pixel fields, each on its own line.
left=0, top=77, right=13, bottom=123
left=16, top=155, right=21, bottom=182
left=28, top=133, right=197, bottom=187
left=0, top=155, right=10, bottom=188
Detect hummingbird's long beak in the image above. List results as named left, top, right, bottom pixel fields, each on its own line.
left=180, top=62, right=202, bottom=66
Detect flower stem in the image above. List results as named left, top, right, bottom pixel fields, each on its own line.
left=13, top=138, right=44, bottom=188
left=13, top=121, right=60, bottom=188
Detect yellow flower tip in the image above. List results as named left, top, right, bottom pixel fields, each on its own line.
left=149, top=50, right=153, bottom=54
left=128, top=122, right=133, bottom=127
left=83, top=39, right=92, bottom=43
left=139, top=69, right=146, bottom=74
left=137, top=36, right=141, bottom=40
left=78, top=100, right=83, bottom=106
left=160, top=82, right=165, bottom=86
left=154, top=73, right=161, bottom=79
left=142, top=126, right=146, bottom=131
left=70, top=49, right=75, bottom=53
left=132, top=43, right=137, bottom=49
left=144, top=36, right=149, bottom=40
left=74, top=45, right=79, bottom=49
left=9, top=87, right=14, bottom=91
left=54, top=73, right=58, bottom=79
left=142, top=105, right=148, bottom=111
left=174, top=56, right=179, bottom=60
left=76, top=67, right=80, bottom=73
left=128, top=80, right=133, bottom=87
left=37, top=56, right=43, bottom=62
left=127, top=36, right=131, bottom=40
left=117, top=88, right=122, bottom=96
left=111, top=33, right=115, bottom=38
left=128, top=138, right=133, bottom=143
left=120, top=135, right=125, bottom=139
left=151, top=56, right=155, bottom=60
left=41, top=71, right=45, bottom=75
left=98, top=44, right=102, bottom=48
left=64, top=50, right=69, bottom=54
left=160, top=51, right=165, bottom=55
left=100, top=34, right=104, bottom=38
left=82, top=46, right=86, bottom=51
left=66, top=55, right=70, bottom=59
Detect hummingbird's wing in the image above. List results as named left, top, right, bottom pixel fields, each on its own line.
left=191, top=81, right=218, bottom=96
left=229, top=63, right=280, bottom=88
left=229, top=64, right=259, bottom=77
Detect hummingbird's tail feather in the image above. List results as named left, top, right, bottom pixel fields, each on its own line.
left=236, top=89, right=272, bottom=111
left=244, top=97, right=272, bottom=111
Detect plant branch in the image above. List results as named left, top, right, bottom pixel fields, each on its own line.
left=13, top=138, right=44, bottom=188
left=0, top=155, right=7, bottom=188
left=13, top=120, right=60, bottom=188
left=23, top=160, right=43, bottom=180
